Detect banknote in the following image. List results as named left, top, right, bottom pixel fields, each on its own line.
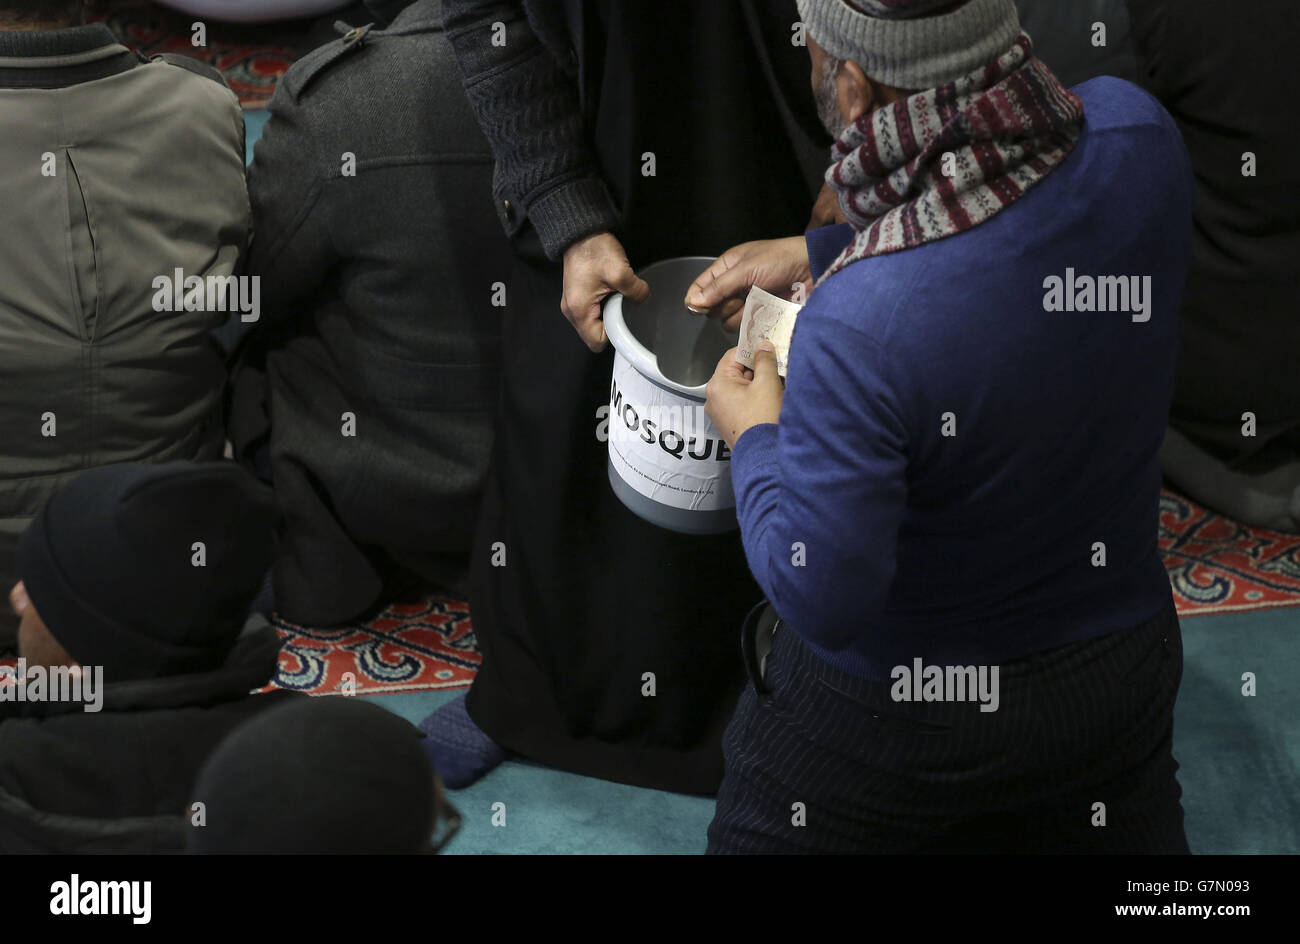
left=735, top=286, right=802, bottom=377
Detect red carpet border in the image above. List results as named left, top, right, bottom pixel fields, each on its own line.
left=267, top=489, right=1300, bottom=695
left=5, top=492, right=1298, bottom=694
left=268, top=595, right=480, bottom=696
left=1158, top=489, right=1300, bottom=617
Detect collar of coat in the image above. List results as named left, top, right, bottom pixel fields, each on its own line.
left=0, top=23, right=140, bottom=89
left=0, top=23, right=118, bottom=58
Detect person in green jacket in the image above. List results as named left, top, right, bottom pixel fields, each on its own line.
left=0, top=0, right=251, bottom=648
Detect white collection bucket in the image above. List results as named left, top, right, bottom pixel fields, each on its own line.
left=603, top=256, right=738, bottom=535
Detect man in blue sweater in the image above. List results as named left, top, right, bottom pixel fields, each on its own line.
left=693, top=0, right=1194, bottom=853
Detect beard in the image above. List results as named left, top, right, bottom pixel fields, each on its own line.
left=814, top=54, right=849, bottom=141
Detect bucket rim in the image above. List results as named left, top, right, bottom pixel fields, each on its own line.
left=603, top=255, right=718, bottom=398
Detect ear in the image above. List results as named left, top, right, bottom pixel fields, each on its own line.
left=838, top=59, right=879, bottom=126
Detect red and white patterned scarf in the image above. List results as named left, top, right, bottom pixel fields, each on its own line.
left=819, top=33, right=1084, bottom=283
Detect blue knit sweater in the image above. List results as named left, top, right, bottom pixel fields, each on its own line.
left=731, top=77, right=1194, bottom=680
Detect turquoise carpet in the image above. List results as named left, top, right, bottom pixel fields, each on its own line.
left=241, top=111, right=1299, bottom=854
left=377, top=692, right=714, bottom=855
left=1176, top=606, right=1300, bottom=853
left=371, top=606, right=1300, bottom=855
left=245, top=110, right=270, bottom=165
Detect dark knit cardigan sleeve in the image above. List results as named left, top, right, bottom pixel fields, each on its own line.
left=442, top=0, right=620, bottom=261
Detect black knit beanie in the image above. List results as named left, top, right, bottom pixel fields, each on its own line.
left=16, top=460, right=277, bottom=683
left=186, top=696, right=438, bottom=854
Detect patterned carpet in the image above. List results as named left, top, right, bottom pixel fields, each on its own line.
left=4, top=490, right=1297, bottom=692
left=87, top=0, right=301, bottom=108
left=269, top=594, right=480, bottom=696
left=1159, top=490, right=1300, bottom=616
left=265, top=489, right=1300, bottom=696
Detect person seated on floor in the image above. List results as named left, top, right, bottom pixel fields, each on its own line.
left=690, top=0, right=1194, bottom=853
left=1127, top=0, right=1300, bottom=533
left=229, top=0, right=507, bottom=627
left=186, top=696, right=457, bottom=854
left=0, top=461, right=297, bottom=854
left=0, top=0, right=250, bottom=651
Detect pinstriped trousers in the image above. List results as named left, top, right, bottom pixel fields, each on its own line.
left=707, top=602, right=1189, bottom=854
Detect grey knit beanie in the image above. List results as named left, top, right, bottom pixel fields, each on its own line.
left=796, top=0, right=1022, bottom=90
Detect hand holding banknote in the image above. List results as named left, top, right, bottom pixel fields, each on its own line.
left=705, top=341, right=785, bottom=449
left=736, top=286, right=802, bottom=378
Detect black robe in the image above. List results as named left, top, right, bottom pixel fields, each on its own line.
left=465, top=0, right=830, bottom=793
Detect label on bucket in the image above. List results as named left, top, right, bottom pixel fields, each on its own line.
left=607, top=354, right=736, bottom=513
